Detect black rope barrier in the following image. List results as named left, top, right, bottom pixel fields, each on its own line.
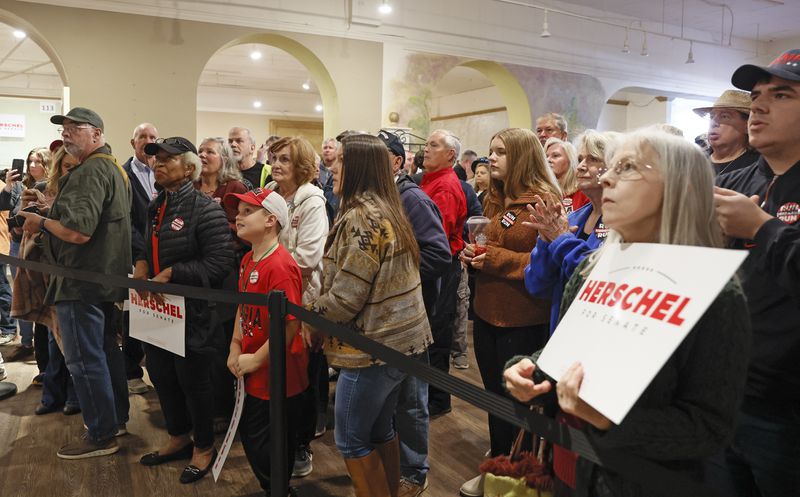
left=0, top=253, right=729, bottom=497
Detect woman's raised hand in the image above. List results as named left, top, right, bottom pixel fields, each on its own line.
left=524, top=192, right=574, bottom=242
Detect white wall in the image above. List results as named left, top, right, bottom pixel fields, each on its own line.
left=596, top=91, right=670, bottom=133
left=432, top=86, right=503, bottom=117
left=0, top=96, right=61, bottom=169
left=432, top=110, right=509, bottom=157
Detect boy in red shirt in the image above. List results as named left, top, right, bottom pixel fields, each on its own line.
left=223, top=188, right=308, bottom=496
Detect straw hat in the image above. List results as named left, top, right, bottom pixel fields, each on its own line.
left=693, top=90, right=751, bottom=117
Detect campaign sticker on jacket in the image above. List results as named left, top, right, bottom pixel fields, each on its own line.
left=171, top=217, right=184, bottom=231
left=777, top=202, right=800, bottom=225
left=291, top=216, right=299, bottom=228
left=562, top=198, right=574, bottom=215
left=249, top=270, right=259, bottom=285
left=596, top=223, right=609, bottom=239
left=500, top=211, right=517, bottom=229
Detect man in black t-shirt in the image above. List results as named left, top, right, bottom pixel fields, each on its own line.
left=710, top=49, right=800, bottom=497
left=228, top=126, right=263, bottom=190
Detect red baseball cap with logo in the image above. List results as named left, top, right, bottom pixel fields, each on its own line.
left=223, top=188, right=289, bottom=229
left=732, top=49, right=800, bottom=91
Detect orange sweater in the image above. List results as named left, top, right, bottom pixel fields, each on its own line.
left=473, top=190, right=551, bottom=327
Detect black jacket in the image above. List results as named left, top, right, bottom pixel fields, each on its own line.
left=122, top=157, right=152, bottom=258
left=460, top=180, right=483, bottom=242
left=397, top=174, right=451, bottom=320
left=136, top=181, right=235, bottom=353
left=717, top=157, right=800, bottom=404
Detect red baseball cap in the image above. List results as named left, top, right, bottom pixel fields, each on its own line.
left=223, top=188, right=289, bottom=228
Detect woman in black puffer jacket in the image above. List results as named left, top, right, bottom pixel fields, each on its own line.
left=132, top=137, right=235, bottom=485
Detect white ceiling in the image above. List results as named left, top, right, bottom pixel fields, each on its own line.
left=551, top=0, right=798, bottom=42
left=0, top=22, right=61, bottom=98
left=198, top=43, right=323, bottom=117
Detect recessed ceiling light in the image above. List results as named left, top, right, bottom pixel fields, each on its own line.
left=315, top=104, right=323, bottom=112
left=250, top=50, right=262, bottom=61
left=253, top=101, right=262, bottom=108
left=302, top=82, right=310, bottom=91
left=13, top=30, right=26, bottom=39
left=378, top=0, right=392, bottom=14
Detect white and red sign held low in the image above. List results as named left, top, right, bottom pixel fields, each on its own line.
left=128, top=289, right=186, bottom=357
left=536, top=243, right=747, bottom=425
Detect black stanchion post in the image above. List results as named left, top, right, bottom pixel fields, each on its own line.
left=268, top=290, right=288, bottom=497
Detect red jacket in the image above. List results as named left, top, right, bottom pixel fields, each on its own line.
left=421, top=167, right=467, bottom=255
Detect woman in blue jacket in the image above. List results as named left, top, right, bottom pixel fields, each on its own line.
left=524, top=130, right=620, bottom=334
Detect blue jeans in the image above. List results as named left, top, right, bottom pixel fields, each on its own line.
left=395, top=351, right=430, bottom=484
left=705, top=399, right=800, bottom=497
left=57, top=301, right=129, bottom=441
left=0, top=263, right=16, bottom=336
left=334, top=363, right=407, bottom=459
left=41, top=330, right=79, bottom=409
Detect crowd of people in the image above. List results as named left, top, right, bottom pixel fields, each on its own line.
left=0, top=47, right=798, bottom=497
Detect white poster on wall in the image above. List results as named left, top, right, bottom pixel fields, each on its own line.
left=536, top=243, right=747, bottom=425
left=0, top=115, right=26, bottom=138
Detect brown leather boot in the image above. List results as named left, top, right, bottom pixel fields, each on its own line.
left=344, top=450, right=392, bottom=497
left=375, top=436, right=401, bottom=497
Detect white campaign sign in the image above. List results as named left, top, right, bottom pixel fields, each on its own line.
left=0, top=114, right=25, bottom=138
left=536, top=243, right=747, bottom=425
left=128, top=289, right=186, bottom=357
left=213, top=376, right=245, bottom=482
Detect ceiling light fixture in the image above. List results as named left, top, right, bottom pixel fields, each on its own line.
left=253, top=101, right=262, bottom=108
left=540, top=9, right=551, bottom=38
left=685, top=41, right=695, bottom=64
left=378, top=0, right=392, bottom=15
left=13, top=30, right=26, bottom=39
left=621, top=28, right=630, bottom=53
left=249, top=49, right=262, bottom=61
left=302, top=81, right=311, bottom=91
left=640, top=32, right=649, bottom=57
left=315, top=104, right=323, bottom=112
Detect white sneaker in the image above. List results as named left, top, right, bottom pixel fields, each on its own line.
left=459, top=474, right=484, bottom=497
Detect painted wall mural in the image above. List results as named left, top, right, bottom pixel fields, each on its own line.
left=387, top=50, right=606, bottom=139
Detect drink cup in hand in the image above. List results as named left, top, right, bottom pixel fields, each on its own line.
left=466, top=216, right=490, bottom=256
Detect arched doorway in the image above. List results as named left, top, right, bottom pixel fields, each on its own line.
left=428, top=61, right=531, bottom=158
left=0, top=9, right=68, bottom=163
left=198, top=34, right=339, bottom=152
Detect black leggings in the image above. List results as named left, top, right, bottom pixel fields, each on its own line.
left=145, top=344, right=215, bottom=449
left=240, top=393, right=303, bottom=494
left=473, top=315, right=548, bottom=457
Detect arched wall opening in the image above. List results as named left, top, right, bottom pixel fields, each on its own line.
left=200, top=33, right=339, bottom=147
left=0, top=8, right=68, bottom=163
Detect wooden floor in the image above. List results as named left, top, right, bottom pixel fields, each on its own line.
left=0, top=324, right=489, bottom=497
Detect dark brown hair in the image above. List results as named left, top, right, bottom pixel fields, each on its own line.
left=339, top=134, right=419, bottom=264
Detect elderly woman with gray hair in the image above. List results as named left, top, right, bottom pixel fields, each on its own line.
left=194, top=137, right=248, bottom=235
left=132, top=137, right=235, bottom=484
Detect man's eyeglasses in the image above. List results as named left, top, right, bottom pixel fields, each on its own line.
left=598, top=160, right=654, bottom=182
left=57, top=125, right=93, bottom=134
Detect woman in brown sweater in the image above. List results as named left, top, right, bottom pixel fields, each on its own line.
left=459, top=127, right=561, bottom=496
